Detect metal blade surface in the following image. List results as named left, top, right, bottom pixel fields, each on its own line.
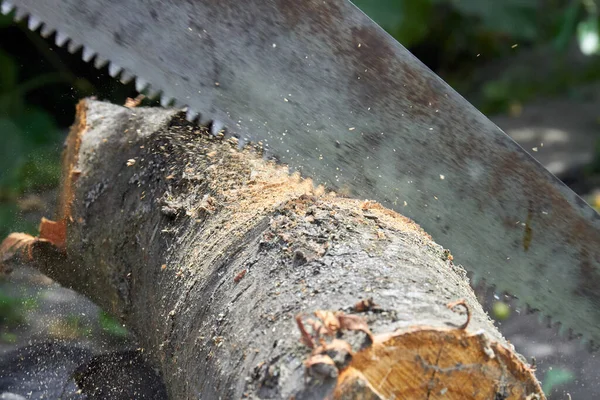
left=9, top=0, right=600, bottom=343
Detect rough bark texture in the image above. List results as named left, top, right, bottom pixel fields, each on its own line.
left=1, top=100, right=544, bottom=399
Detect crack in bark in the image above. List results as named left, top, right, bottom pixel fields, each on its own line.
left=231, top=282, right=252, bottom=304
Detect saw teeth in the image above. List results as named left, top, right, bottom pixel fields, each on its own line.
left=81, top=47, right=95, bottom=62
left=13, top=6, right=26, bottom=21
left=262, top=148, right=278, bottom=162
left=185, top=109, right=199, bottom=122
left=210, top=120, right=225, bottom=136
left=146, top=87, right=160, bottom=99
left=135, top=78, right=149, bottom=93
left=557, top=322, right=569, bottom=338
left=160, top=96, right=174, bottom=108
left=12, top=4, right=26, bottom=21
left=237, top=137, right=247, bottom=150
left=145, top=88, right=161, bottom=99
left=469, top=272, right=482, bottom=287
left=120, top=71, right=134, bottom=85
left=173, top=99, right=186, bottom=109
left=199, top=113, right=213, bottom=127
left=525, top=304, right=539, bottom=315
left=94, top=56, right=108, bottom=69
left=40, top=25, right=54, bottom=38
left=68, top=40, right=82, bottom=54
left=1, top=1, right=14, bottom=15
left=55, top=31, right=69, bottom=47
left=568, top=329, right=581, bottom=341
left=580, top=333, right=592, bottom=350
left=27, top=15, right=42, bottom=31
left=108, top=63, right=122, bottom=78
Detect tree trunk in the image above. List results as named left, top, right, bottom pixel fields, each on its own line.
left=1, top=99, right=544, bottom=399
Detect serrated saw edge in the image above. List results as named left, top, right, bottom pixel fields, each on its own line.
left=1, top=0, right=231, bottom=140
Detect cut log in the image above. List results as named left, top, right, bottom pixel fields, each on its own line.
left=0, top=99, right=545, bottom=399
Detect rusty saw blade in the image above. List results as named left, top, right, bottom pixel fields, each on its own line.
left=6, top=0, right=600, bottom=344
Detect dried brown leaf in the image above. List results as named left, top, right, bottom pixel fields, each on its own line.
left=353, top=298, right=377, bottom=312
left=314, top=310, right=340, bottom=335
left=337, top=313, right=373, bottom=341
left=124, top=94, right=145, bottom=108
left=306, top=318, right=329, bottom=340
left=0, top=233, right=37, bottom=262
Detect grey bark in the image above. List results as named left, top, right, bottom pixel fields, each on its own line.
left=14, top=100, right=539, bottom=399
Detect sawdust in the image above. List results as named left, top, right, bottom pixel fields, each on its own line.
left=188, top=130, right=430, bottom=240
left=146, top=115, right=433, bottom=280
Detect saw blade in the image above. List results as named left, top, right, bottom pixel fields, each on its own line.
left=6, top=0, right=600, bottom=345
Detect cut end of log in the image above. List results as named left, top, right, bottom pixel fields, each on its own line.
left=336, top=328, right=544, bottom=399
left=296, top=307, right=545, bottom=400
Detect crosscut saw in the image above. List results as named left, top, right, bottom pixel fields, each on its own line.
left=5, top=0, right=600, bottom=345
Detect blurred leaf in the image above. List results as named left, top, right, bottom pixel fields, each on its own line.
left=492, top=301, right=511, bottom=321
left=482, top=79, right=511, bottom=100
left=0, top=118, right=24, bottom=188
left=0, top=49, right=18, bottom=93
left=354, top=0, right=433, bottom=46
left=0, top=13, right=13, bottom=28
left=354, top=0, right=404, bottom=31
left=591, top=192, right=600, bottom=212
left=586, top=138, right=600, bottom=176
left=0, top=203, right=19, bottom=239
left=542, top=367, right=575, bottom=394
left=14, top=108, right=61, bottom=146
left=0, top=201, right=38, bottom=238
left=16, top=146, right=62, bottom=193
left=443, top=0, right=538, bottom=40
left=73, top=77, right=96, bottom=95
left=0, top=291, right=26, bottom=327
left=553, top=1, right=582, bottom=51
left=99, top=311, right=129, bottom=338
left=0, top=49, right=19, bottom=114
left=0, top=332, right=18, bottom=343
left=393, top=0, right=434, bottom=46
left=577, top=16, right=600, bottom=55
left=49, top=314, right=93, bottom=339
left=21, top=296, right=39, bottom=311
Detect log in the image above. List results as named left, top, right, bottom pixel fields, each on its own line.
left=0, top=99, right=545, bottom=399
